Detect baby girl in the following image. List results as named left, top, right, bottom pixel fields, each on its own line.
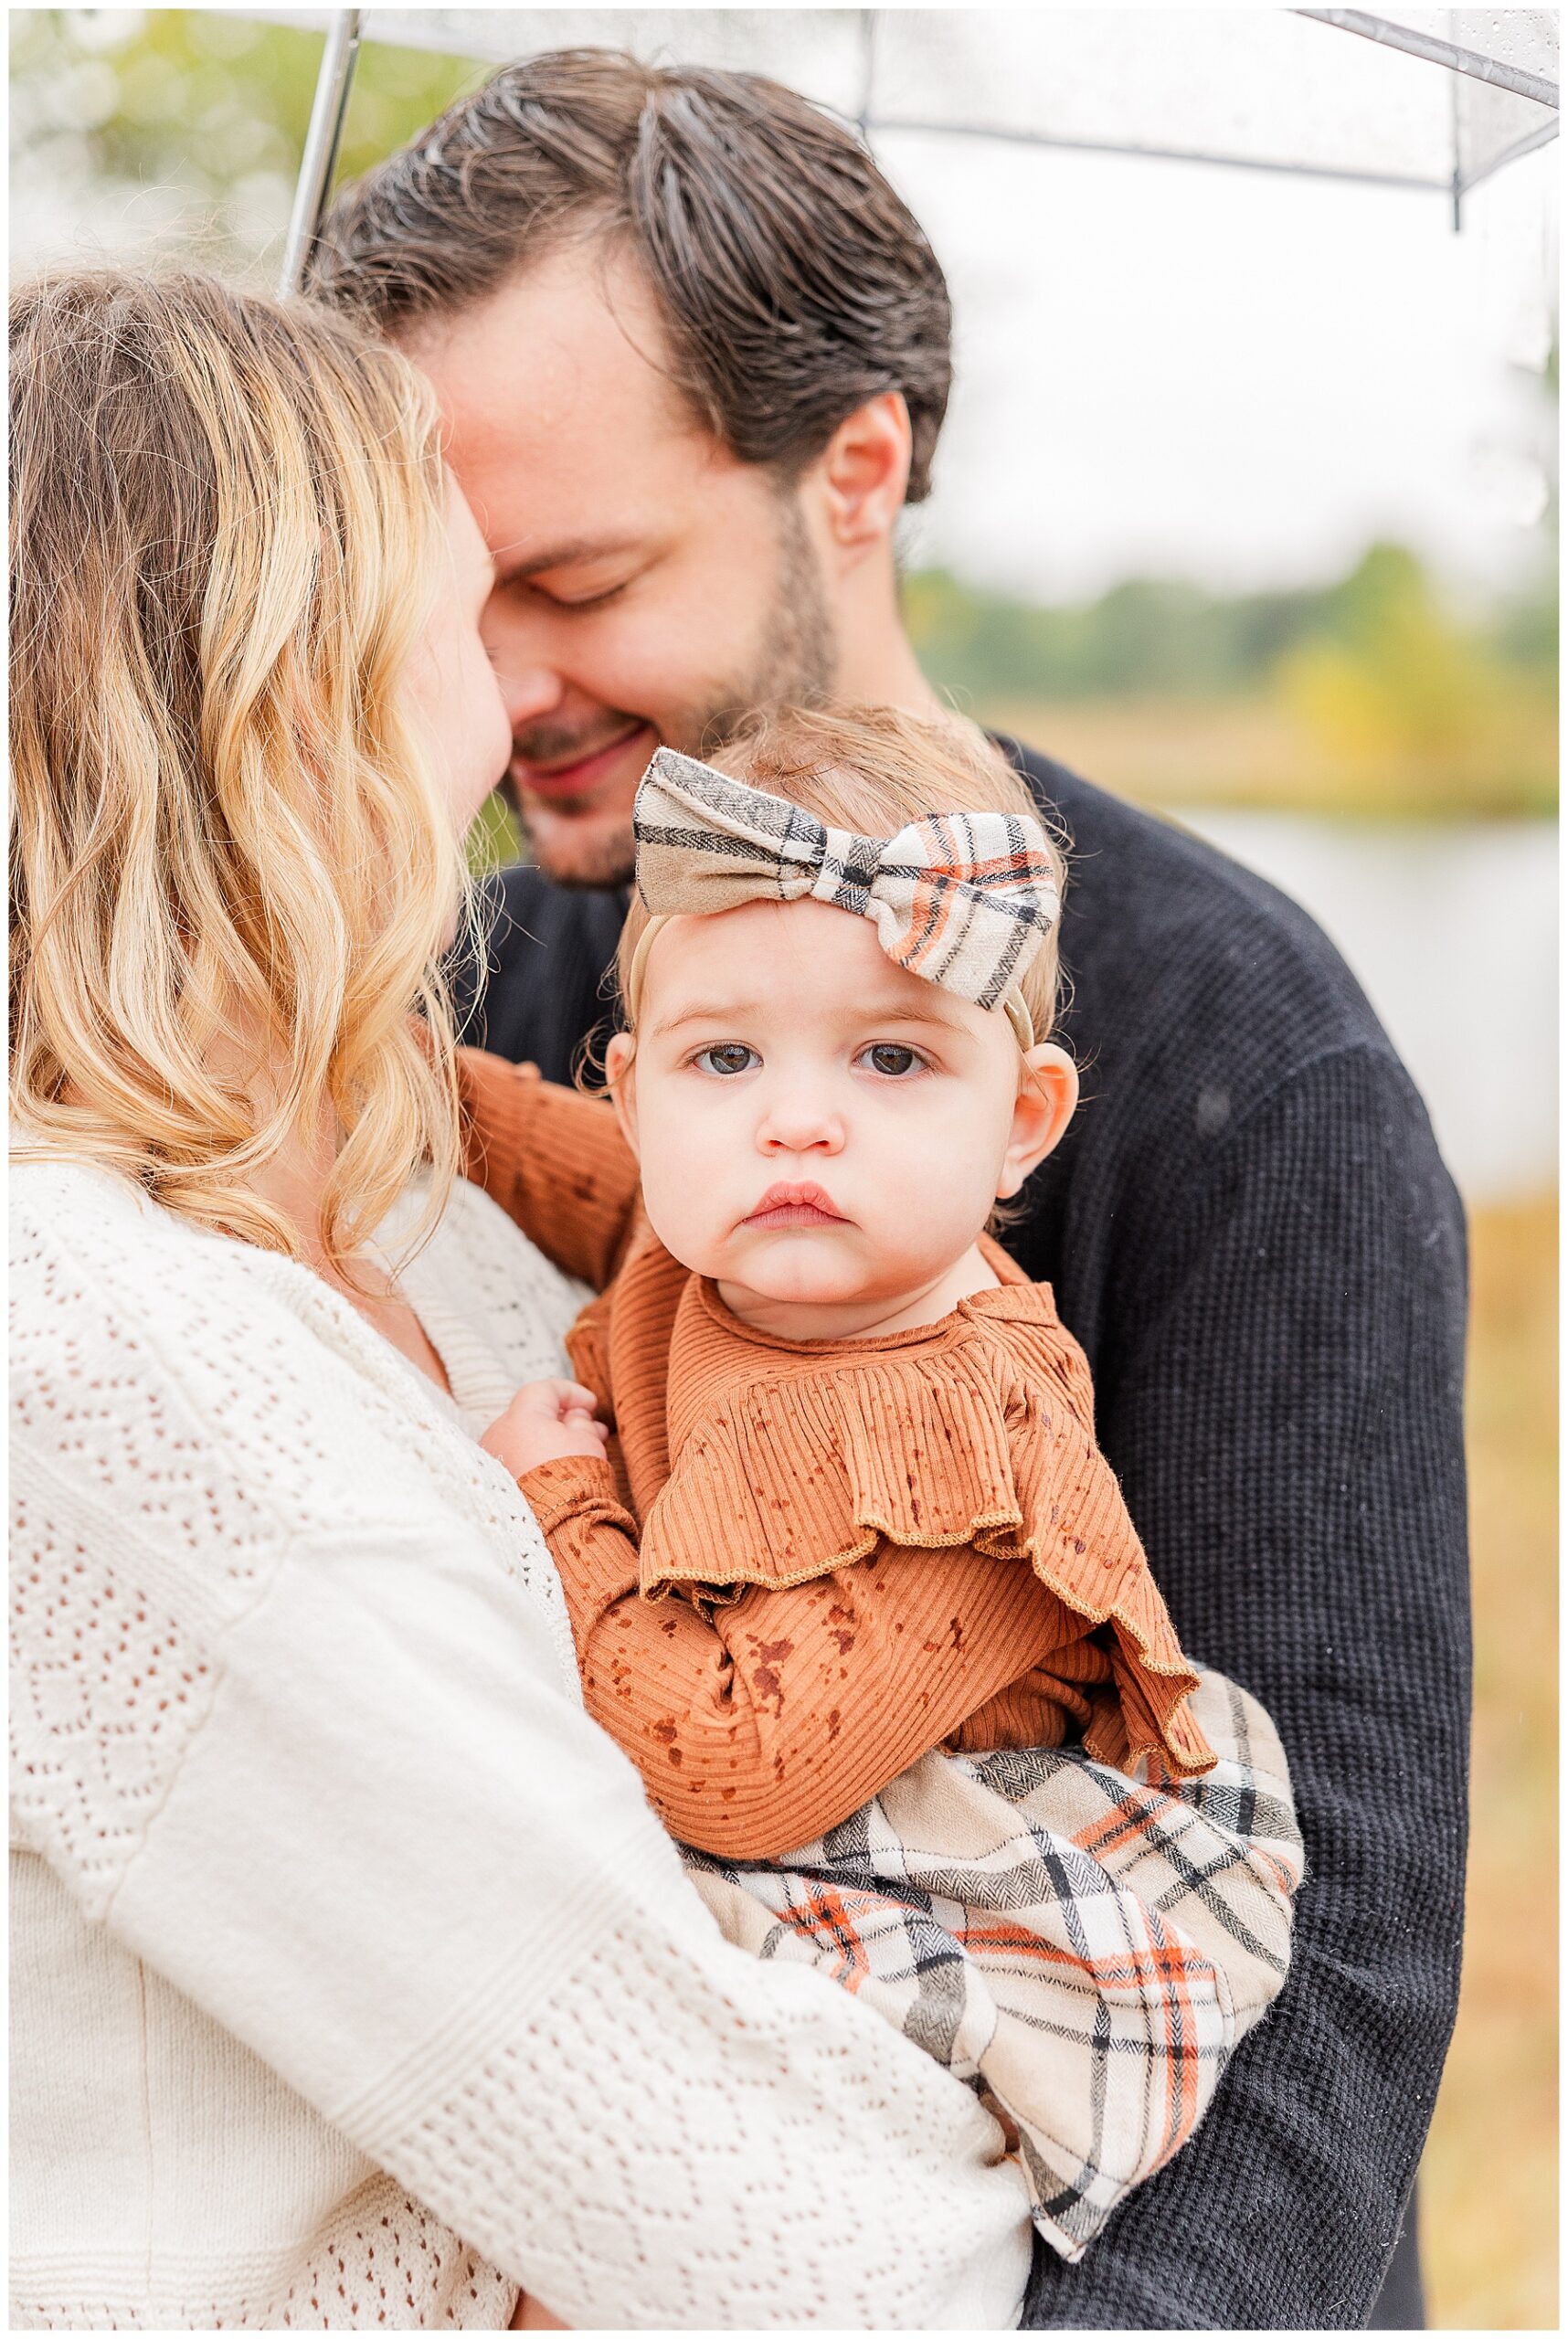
left=463, top=704, right=1302, bottom=2260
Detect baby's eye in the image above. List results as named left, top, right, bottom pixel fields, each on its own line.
left=694, top=1043, right=760, bottom=1077
left=857, top=1042, right=927, bottom=1079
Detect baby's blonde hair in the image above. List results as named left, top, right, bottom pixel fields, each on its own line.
left=9, top=268, right=468, bottom=1272
left=615, top=702, right=1068, bottom=1041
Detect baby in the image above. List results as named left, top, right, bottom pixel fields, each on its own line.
left=465, top=704, right=1302, bottom=2260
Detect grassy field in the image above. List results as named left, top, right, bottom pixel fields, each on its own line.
left=980, top=692, right=1557, bottom=821
left=1422, top=1195, right=1558, bottom=2330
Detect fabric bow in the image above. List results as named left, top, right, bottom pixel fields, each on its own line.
left=631, top=747, right=1060, bottom=1027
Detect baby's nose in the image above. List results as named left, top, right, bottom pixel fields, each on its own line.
left=757, top=1090, right=845, bottom=1155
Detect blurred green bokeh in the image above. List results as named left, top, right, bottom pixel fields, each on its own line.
left=10, top=8, right=484, bottom=277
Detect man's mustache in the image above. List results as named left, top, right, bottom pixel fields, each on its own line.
left=512, top=715, right=646, bottom=766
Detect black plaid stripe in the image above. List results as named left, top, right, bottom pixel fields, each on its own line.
left=682, top=1668, right=1300, bottom=2264
left=632, top=747, right=1058, bottom=1008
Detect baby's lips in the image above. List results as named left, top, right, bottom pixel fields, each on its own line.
left=741, top=1179, right=852, bottom=1225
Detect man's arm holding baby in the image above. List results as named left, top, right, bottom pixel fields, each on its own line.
left=481, top=1387, right=1075, bottom=1860
left=455, top=1046, right=641, bottom=1291
left=1015, top=1042, right=1470, bottom=2331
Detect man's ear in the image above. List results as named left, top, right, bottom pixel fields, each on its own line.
left=997, top=1043, right=1078, bottom=1201
left=603, top=1031, right=641, bottom=1157
left=806, top=392, right=912, bottom=563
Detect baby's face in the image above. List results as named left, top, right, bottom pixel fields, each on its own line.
left=611, top=899, right=1059, bottom=1329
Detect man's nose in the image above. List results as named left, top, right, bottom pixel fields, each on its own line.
left=482, top=607, right=567, bottom=731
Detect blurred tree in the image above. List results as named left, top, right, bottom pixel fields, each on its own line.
left=9, top=9, right=483, bottom=279
left=906, top=538, right=1554, bottom=717
left=1277, top=544, right=1510, bottom=767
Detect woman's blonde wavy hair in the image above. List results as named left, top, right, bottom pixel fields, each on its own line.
left=9, top=268, right=470, bottom=1273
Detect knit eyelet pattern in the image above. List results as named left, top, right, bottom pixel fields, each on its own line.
left=13, top=1153, right=1032, bottom=2332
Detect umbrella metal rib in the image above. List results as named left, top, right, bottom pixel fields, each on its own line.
left=275, top=5, right=1558, bottom=299
left=1295, top=10, right=1559, bottom=109
left=859, top=116, right=1446, bottom=195
left=279, top=5, right=361, bottom=296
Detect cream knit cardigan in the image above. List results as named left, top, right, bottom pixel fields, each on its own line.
left=10, top=1150, right=1033, bottom=2332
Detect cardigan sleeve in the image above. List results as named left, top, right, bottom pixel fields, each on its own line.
left=10, top=1206, right=1033, bottom=2333
left=519, top=1451, right=1103, bottom=1859
left=455, top=1046, right=642, bottom=1291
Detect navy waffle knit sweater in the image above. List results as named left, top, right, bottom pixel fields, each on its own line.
left=450, top=740, right=1470, bottom=2332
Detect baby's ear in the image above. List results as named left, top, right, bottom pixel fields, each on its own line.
left=998, top=1042, right=1077, bottom=1199
left=603, top=1031, right=641, bottom=1157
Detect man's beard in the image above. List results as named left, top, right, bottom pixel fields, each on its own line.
left=690, top=492, right=839, bottom=757
left=514, top=492, right=838, bottom=890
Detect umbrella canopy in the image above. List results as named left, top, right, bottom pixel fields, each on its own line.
left=264, top=5, right=1559, bottom=291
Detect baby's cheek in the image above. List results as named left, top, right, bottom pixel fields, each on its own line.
left=636, top=1144, right=726, bottom=1275
left=871, top=1148, right=973, bottom=1258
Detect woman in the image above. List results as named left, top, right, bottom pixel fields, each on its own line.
left=8, top=270, right=1033, bottom=2331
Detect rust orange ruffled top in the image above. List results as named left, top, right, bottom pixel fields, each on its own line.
left=458, top=1049, right=1215, bottom=1860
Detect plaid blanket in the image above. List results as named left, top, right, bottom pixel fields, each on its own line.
left=683, top=1667, right=1302, bottom=2261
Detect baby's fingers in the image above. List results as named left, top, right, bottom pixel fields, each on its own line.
left=517, top=1377, right=601, bottom=1421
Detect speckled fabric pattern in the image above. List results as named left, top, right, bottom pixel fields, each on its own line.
left=450, top=735, right=1470, bottom=2331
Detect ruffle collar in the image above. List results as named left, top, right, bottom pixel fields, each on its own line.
left=638, top=1251, right=1214, bottom=1777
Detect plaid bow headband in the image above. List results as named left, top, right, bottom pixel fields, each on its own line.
left=629, top=747, right=1060, bottom=1047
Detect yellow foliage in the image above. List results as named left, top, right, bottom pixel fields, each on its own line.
left=1423, top=1195, right=1558, bottom=2329
left=1274, top=549, right=1516, bottom=778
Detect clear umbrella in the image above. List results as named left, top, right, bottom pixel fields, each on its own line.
left=264, top=6, right=1559, bottom=293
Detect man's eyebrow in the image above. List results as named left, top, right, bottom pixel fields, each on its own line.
left=493, top=534, right=642, bottom=583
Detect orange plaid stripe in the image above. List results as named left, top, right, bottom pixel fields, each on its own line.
left=684, top=1666, right=1301, bottom=2265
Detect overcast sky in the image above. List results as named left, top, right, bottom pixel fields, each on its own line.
left=12, top=10, right=1558, bottom=609
left=888, top=129, right=1556, bottom=604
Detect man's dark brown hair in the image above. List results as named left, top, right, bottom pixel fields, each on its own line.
left=309, top=48, right=953, bottom=500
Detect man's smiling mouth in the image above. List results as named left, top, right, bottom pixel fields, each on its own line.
left=512, top=720, right=653, bottom=800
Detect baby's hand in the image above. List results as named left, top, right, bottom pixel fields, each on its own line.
left=482, top=1380, right=610, bottom=1478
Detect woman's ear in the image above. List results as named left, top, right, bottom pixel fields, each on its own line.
left=997, top=1042, right=1077, bottom=1200
left=603, top=1031, right=640, bottom=1156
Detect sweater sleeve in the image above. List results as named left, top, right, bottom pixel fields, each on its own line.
left=1019, top=1042, right=1470, bottom=2331
left=521, top=1452, right=1086, bottom=1859
left=455, top=1046, right=641, bottom=1291
left=11, top=1217, right=1033, bottom=2332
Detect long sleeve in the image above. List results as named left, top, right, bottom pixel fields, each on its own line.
left=1019, top=1044, right=1470, bottom=2330
left=521, top=1452, right=1093, bottom=1859
left=455, top=1046, right=641, bottom=1290
left=11, top=1189, right=1034, bottom=2332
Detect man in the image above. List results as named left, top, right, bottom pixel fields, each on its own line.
left=313, top=50, right=1467, bottom=2329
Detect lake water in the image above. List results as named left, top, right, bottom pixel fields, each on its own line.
left=1177, top=812, right=1556, bottom=1204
